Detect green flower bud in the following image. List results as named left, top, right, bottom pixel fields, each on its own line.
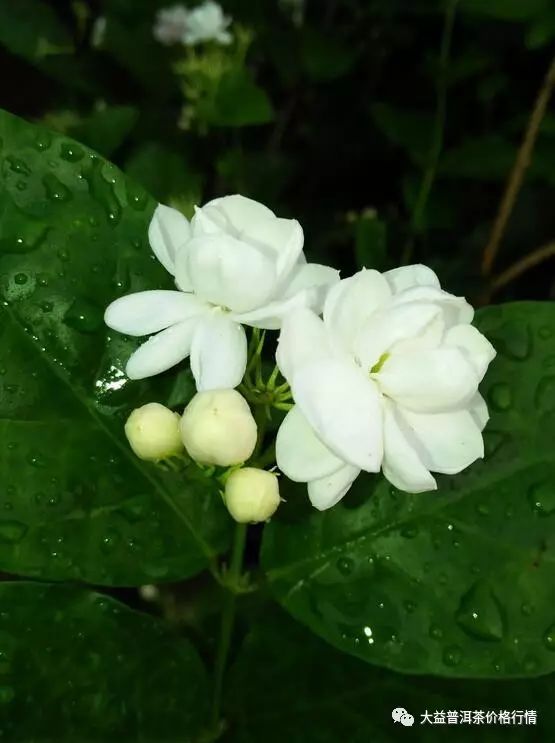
left=125, top=403, right=183, bottom=461
left=225, top=468, right=280, bottom=523
left=180, top=389, right=257, bottom=467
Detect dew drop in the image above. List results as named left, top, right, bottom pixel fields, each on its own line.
left=535, top=376, right=555, bottom=412
left=543, top=623, right=555, bottom=651
left=337, top=557, right=354, bottom=576
left=455, top=580, right=504, bottom=641
left=527, top=480, right=555, bottom=516
left=400, top=525, right=418, bottom=539
left=429, top=624, right=443, bottom=640
left=0, top=521, right=27, bottom=544
left=539, top=326, right=553, bottom=340
left=488, top=382, right=512, bottom=412
left=495, top=321, right=532, bottom=361
left=42, top=173, right=71, bottom=203
left=5, top=156, right=31, bottom=176
left=60, top=143, right=84, bottom=162
left=63, top=298, right=103, bottom=334
left=33, top=130, right=52, bottom=151
left=442, top=645, right=462, bottom=667
left=13, top=273, right=28, bottom=285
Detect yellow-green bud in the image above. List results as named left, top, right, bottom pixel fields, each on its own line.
left=180, top=389, right=257, bottom=467
left=224, top=468, right=280, bottom=523
left=125, top=403, right=183, bottom=461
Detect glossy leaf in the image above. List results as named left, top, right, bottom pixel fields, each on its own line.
left=0, top=0, right=72, bottom=60
left=262, top=303, right=555, bottom=677
left=229, top=607, right=554, bottom=741
left=0, top=581, right=208, bottom=741
left=0, top=108, right=230, bottom=585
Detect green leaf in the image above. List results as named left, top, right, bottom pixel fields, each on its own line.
left=526, top=10, right=555, bottom=49
left=207, top=70, right=274, bottom=128
left=370, top=103, right=434, bottom=166
left=353, top=212, right=388, bottom=271
left=230, top=607, right=555, bottom=741
left=0, top=108, right=230, bottom=585
left=126, top=143, right=203, bottom=218
left=440, top=136, right=516, bottom=180
left=461, top=0, right=550, bottom=21
left=0, top=0, right=73, bottom=61
left=301, top=30, right=358, bottom=82
left=0, top=581, right=208, bottom=740
left=262, top=302, right=555, bottom=677
left=72, top=106, right=139, bottom=159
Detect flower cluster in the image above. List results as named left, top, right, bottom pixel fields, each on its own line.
left=153, top=2, right=232, bottom=47
left=105, top=194, right=496, bottom=520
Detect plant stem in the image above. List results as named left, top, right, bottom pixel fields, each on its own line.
left=487, top=240, right=555, bottom=299
left=481, top=55, right=555, bottom=277
left=210, top=522, right=248, bottom=732
left=402, top=0, right=458, bottom=264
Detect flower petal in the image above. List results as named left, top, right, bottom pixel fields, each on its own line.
left=193, top=194, right=275, bottom=237
left=276, top=406, right=345, bottom=482
left=276, top=307, right=333, bottom=382
left=190, top=313, right=247, bottom=391
left=382, top=401, right=437, bottom=493
left=469, top=392, right=489, bottom=431
left=234, top=264, right=339, bottom=330
left=354, top=302, right=443, bottom=371
left=323, top=269, right=392, bottom=352
left=125, top=319, right=196, bottom=380
left=391, top=286, right=474, bottom=326
left=377, top=347, right=479, bottom=412
left=291, top=358, right=383, bottom=471
left=385, top=264, right=440, bottom=294
left=247, top=217, right=304, bottom=281
left=445, top=324, right=496, bottom=380
left=307, top=463, right=360, bottom=510
left=396, top=405, right=484, bottom=475
left=104, top=290, right=207, bottom=336
left=186, top=233, right=277, bottom=313
left=148, top=204, right=191, bottom=276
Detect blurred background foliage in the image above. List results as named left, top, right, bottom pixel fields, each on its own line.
left=1, top=0, right=555, bottom=309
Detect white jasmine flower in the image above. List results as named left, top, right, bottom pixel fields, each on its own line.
left=183, top=1, right=232, bottom=46
left=105, top=195, right=338, bottom=390
left=180, top=389, right=257, bottom=466
left=275, top=265, right=496, bottom=509
left=153, top=4, right=190, bottom=45
left=225, top=468, right=280, bottom=522
left=125, top=403, right=183, bottom=461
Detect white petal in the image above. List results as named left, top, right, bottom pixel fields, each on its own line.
left=397, top=406, right=484, bottom=475
left=307, top=464, right=360, bottom=510
left=391, top=286, right=474, bottom=326
left=104, top=290, right=207, bottom=337
left=194, top=195, right=275, bottom=236
left=445, top=324, right=496, bottom=380
left=382, top=401, right=437, bottom=493
left=247, top=216, right=304, bottom=281
left=385, top=264, right=440, bottom=294
left=377, top=347, right=479, bottom=412
left=276, top=406, right=345, bottom=482
left=276, top=308, right=333, bottom=382
left=469, top=392, right=489, bottom=431
left=190, top=313, right=247, bottom=391
left=291, top=358, right=383, bottom=471
left=234, top=264, right=339, bottom=330
left=354, top=302, right=443, bottom=372
left=148, top=204, right=191, bottom=276
left=186, top=234, right=277, bottom=313
left=323, top=270, right=392, bottom=352
left=125, top=319, right=196, bottom=380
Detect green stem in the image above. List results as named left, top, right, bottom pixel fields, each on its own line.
left=210, top=522, right=248, bottom=731
left=402, top=0, right=458, bottom=264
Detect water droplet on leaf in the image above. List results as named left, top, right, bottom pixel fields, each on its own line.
left=455, top=580, right=504, bottom=641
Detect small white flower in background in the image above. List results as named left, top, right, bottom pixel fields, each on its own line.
left=125, top=403, right=183, bottom=461
left=180, top=389, right=257, bottom=466
left=91, top=16, right=107, bottom=48
left=225, top=468, right=281, bottom=523
left=153, top=4, right=190, bottom=45
left=276, top=265, right=496, bottom=509
left=104, top=195, right=338, bottom=391
left=183, top=1, right=232, bottom=46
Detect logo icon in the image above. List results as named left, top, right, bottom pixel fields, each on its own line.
left=392, top=707, right=415, bottom=727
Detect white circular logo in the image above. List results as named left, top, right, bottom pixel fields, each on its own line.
left=392, top=707, right=415, bottom=727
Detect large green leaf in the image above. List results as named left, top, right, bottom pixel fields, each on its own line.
left=0, top=109, right=230, bottom=585
left=0, top=581, right=208, bottom=740
left=229, top=607, right=553, bottom=742
left=262, top=302, right=555, bottom=677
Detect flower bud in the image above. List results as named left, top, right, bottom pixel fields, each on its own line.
left=180, top=389, right=257, bottom=467
left=224, top=468, right=280, bottom=523
left=125, top=403, right=183, bottom=461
